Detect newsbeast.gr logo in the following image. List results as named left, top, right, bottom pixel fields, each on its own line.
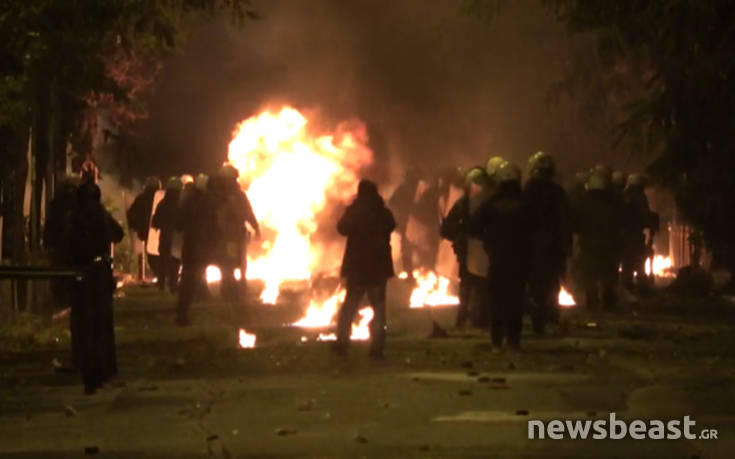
left=528, top=413, right=719, bottom=440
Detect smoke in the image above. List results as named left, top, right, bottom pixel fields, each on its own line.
left=133, top=0, right=624, bottom=182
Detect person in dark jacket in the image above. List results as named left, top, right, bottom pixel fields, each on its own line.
left=573, top=171, right=624, bottom=311
left=472, top=162, right=531, bottom=351
left=334, top=179, right=396, bottom=357
left=152, top=177, right=182, bottom=292
left=68, top=181, right=124, bottom=394
left=176, top=174, right=216, bottom=325
left=523, top=152, right=572, bottom=335
left=441, top=167, right=492, bottom=328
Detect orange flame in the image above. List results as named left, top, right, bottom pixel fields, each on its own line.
left=315, top=307, right=374, bottom=342
left=238, top=328, right=256, bottom=348
left=293, top=288, right=346, bottom=328
left=408, top=270, right=460, bottom=308
left=227, top=107, right=372, bottom=306
left=558, top=286, right=576, bottom=308
left=645, top=255, right=674, bottom=278
left=293, top=288, right=374, bottom=342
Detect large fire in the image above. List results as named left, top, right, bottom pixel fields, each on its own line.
left=226, top=107, right=372, bottom=307
left=222, top=106, right=375, bottom=337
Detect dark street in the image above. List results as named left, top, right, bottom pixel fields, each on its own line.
left=1, top=282, right=734, bottom=458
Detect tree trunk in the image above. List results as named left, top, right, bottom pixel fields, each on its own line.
left=31, top=86, right=51, bottom=257
left=52, top=95, right=74, bottom=190
left=0, top=123, right=31, bottom=318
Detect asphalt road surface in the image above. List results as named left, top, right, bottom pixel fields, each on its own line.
left=1, top=281, right=734, bottom=458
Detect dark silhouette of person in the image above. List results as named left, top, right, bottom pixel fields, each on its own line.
left=176, top=174, right=216, bottom=325
left=68, top=181, right=124, bottom=394
left=472, top=163, right=531, bottom=351
left=522, top=153, right=572, bottom=335
left=211, top=165, right=259, bottom=305
left=126, top=177, right=162, bottom=281
left=334, top=180, right=396, bottom=358
left=152, top=177, right=182, bottom=292
left=441, top=167, right=492, bottom=328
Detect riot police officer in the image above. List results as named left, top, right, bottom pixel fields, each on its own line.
left=152, top=177, right=183, bottom=292
left=441, top=167, right=492, bottom=327
left=523, top=152, right=571, bottom=334
left=472, top=162, right=531, bottom=351
left=573, top=170, right=624, bottom=311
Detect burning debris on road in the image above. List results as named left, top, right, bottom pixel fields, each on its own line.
left=238, top=329, right=257, bottom=349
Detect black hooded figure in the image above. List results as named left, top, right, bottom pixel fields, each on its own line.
left=68, top=181, right=124, bottom=394
left=334, top=180, right=396, bottom=357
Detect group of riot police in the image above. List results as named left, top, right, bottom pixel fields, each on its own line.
left=436, top=153, right=658, bottom=351
left=127, top=164, right=260, bottom=326
left=43, top=153, right=657, bottom=379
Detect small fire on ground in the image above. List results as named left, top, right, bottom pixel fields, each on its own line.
left=645, top=255, right=674, bottom=278
left=558, top=286, right=576, bottom=307
left=314, top=307, right=374, bottom=342
left=238, top=329, right=256, bottom=348
left=405, top=270, right=460, bottom=308
left=292, top=288, right=374, bottom=342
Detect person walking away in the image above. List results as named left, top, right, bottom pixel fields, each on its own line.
left=212, top=164, right=260, bottom=304
left=572, top=170, right=624, bottom=311
left=523, top=152, right=571, bottom=335
left=152, top=177, right=183, bottom=293
left=176, top=174, right=216, bottom=325
left=68, top=181, right=124, bottom=394
left=334, top=180, right=396, bottom=358
left=472, top=162, right=531, bottom=351
left=441, top=167, right=492, bottom=328
left=126, top=177, right=162, bottom=281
